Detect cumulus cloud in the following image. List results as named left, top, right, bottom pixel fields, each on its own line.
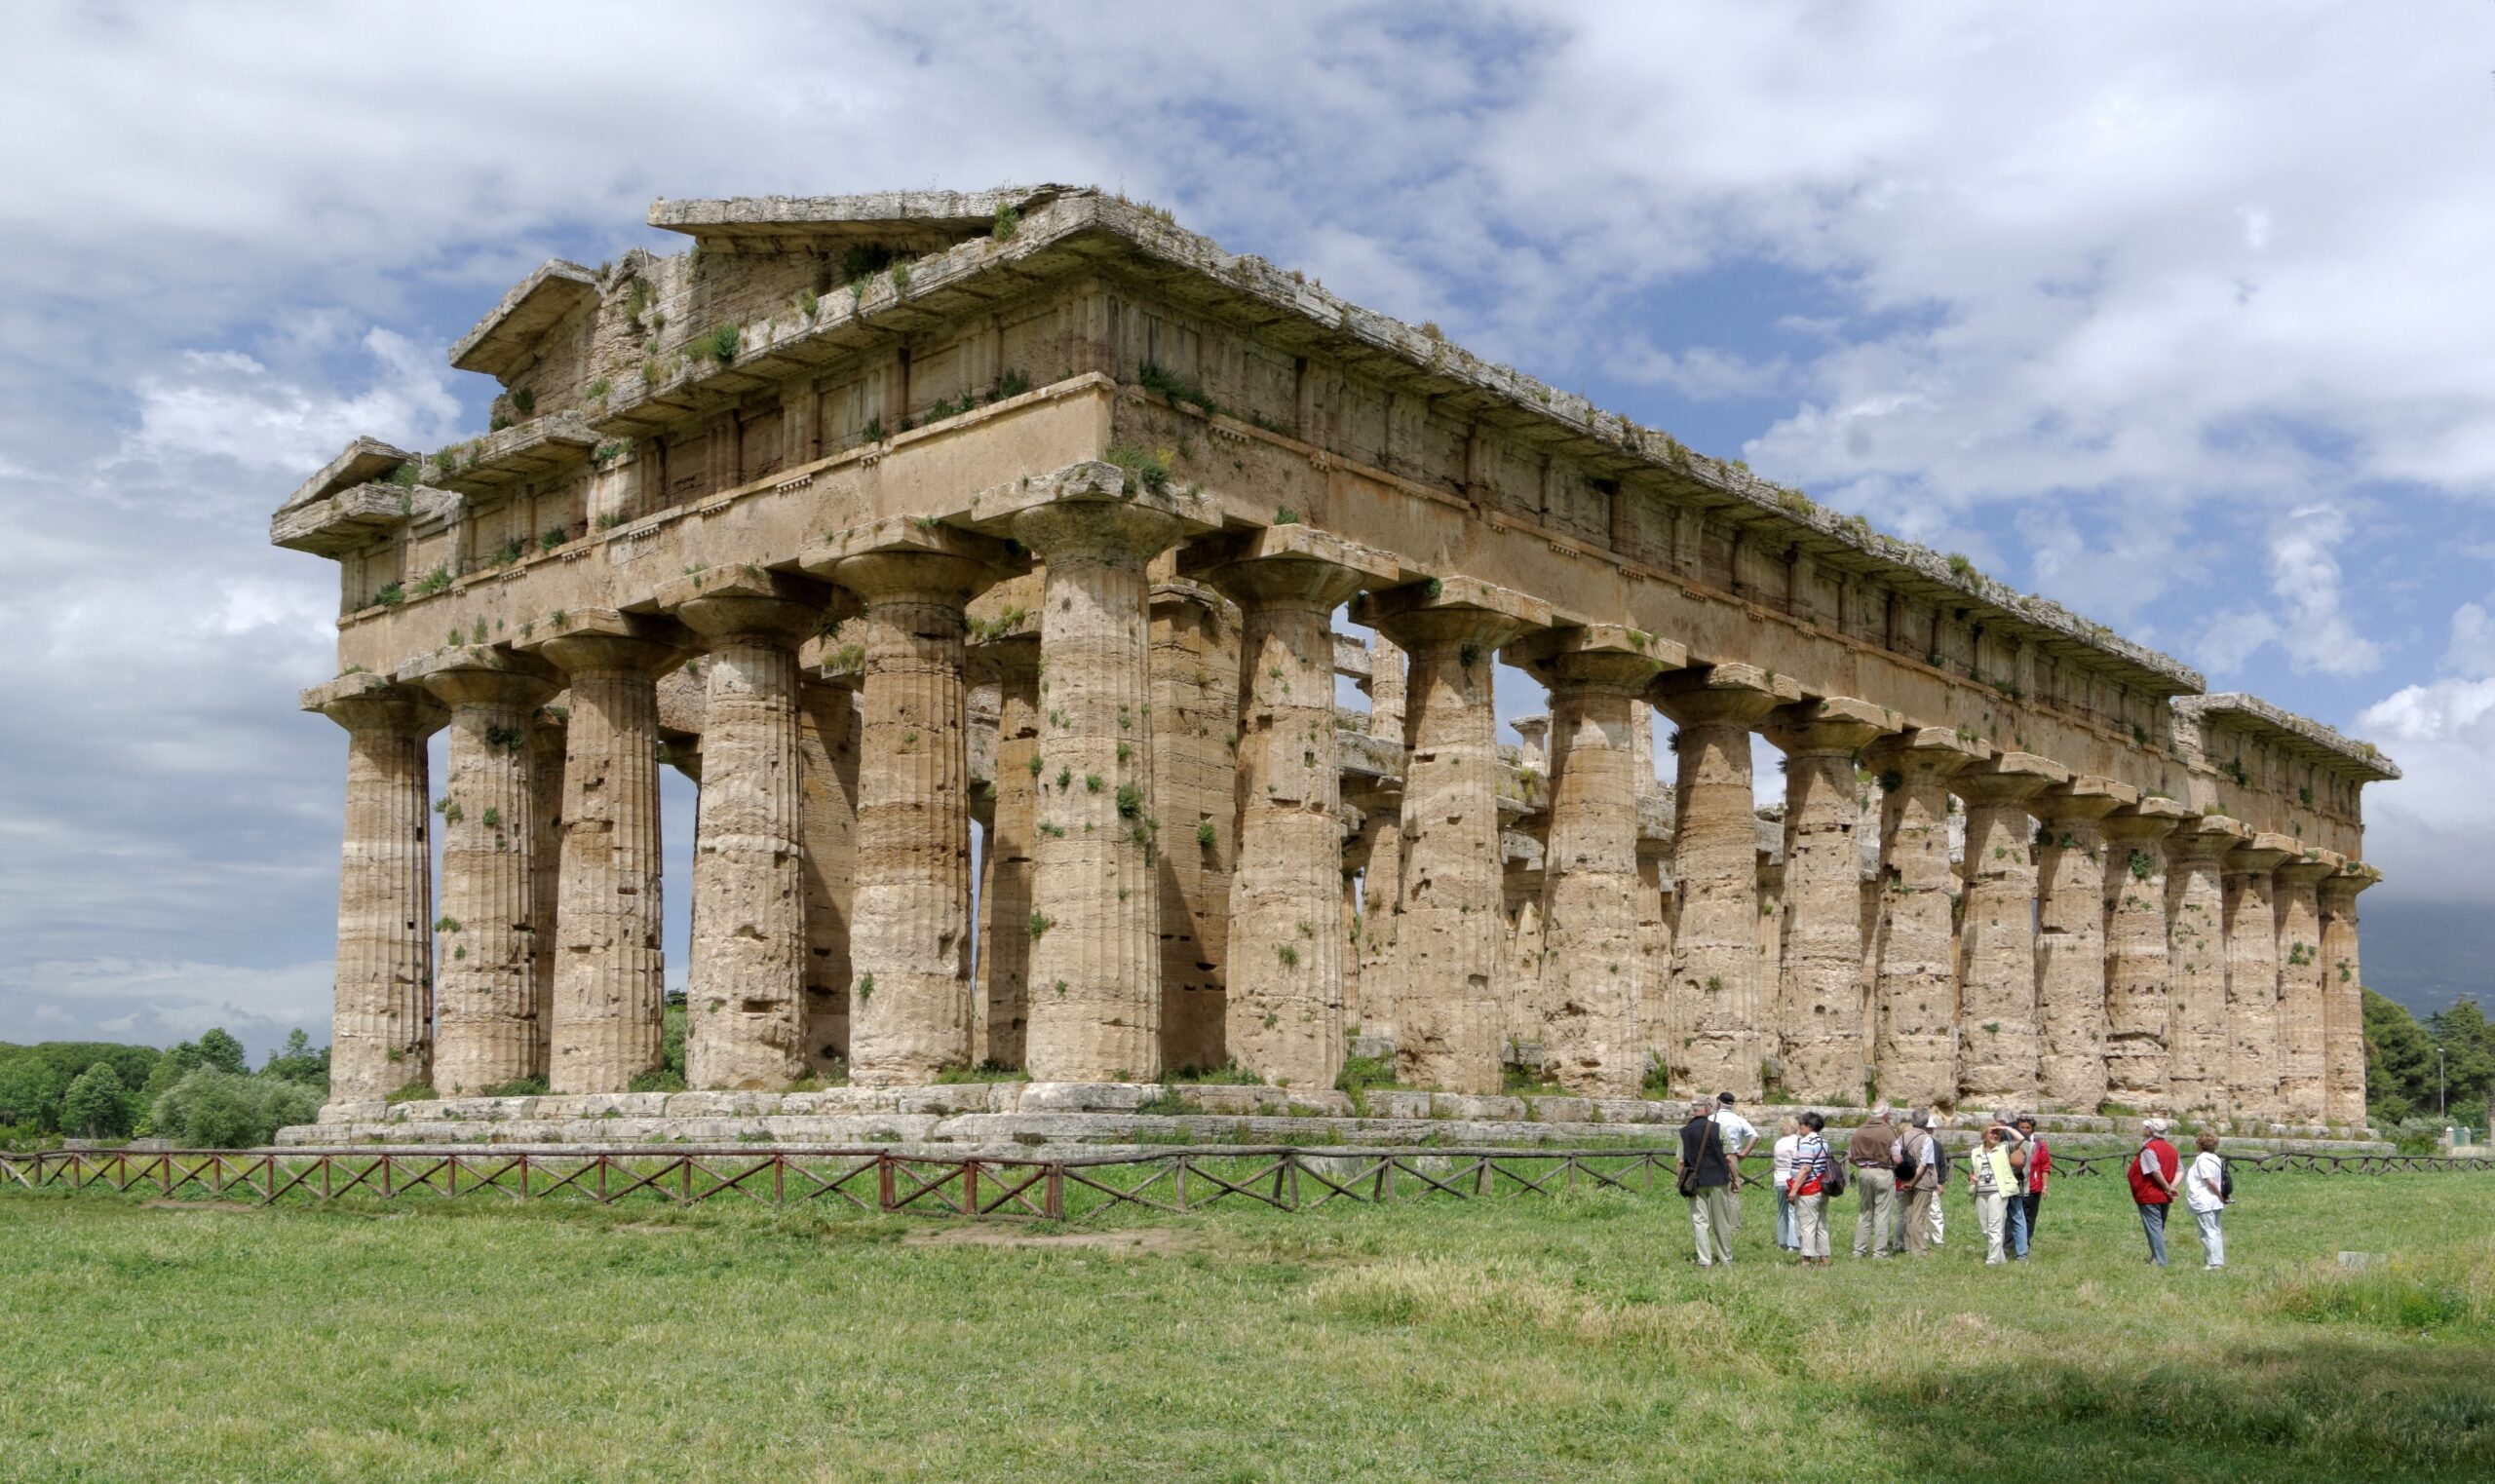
left=2355, top=675, right=2495, bottom=903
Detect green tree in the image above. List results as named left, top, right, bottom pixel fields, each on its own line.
left=60, top=1062, right=131, bottom=1140
left=195, top=1028, right=250, bottom=1076
left=261, top=1028, right=329, bottom=1090
left=150, top=1068, right=320, bottom=1149
left=2363, top=988, right=2435, bottom=1122
left=0, top=1056, right=67, bottom=1132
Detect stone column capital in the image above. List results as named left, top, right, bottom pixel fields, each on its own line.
left=1862, top=725, right=1986, bottom=781
left=658, top=565, right=833, bottom=645
left=2102, top=794, right=2194, bottom=842
left=1180, top=522, right=1401, bottom=613
left=2223, top=831, right=2300, bottom=876
left=801, top=515, right=1020, bottom=605
left=1761, top=695, right=1898, bottom=757
left=2274, top=850, right=2343, bottom=886
left=519, top=608, right=692, bottom=677
left=963, top=458, right=1216, bottom=564
left=1357, top=574, right=1551, bottom=652
left=2165, top=812, right=2248, bottom=864
left=1505, top=624, right=1684, bottom=693
left=304, top=673, right=446, bottom=737
left=1954, top=751, right=2072, bottom=807
left=2035, top=775, right=2137, bottom=824
left=2319, top=861, right=2381, bottom=906
left=1650, top=662, right=1802, bottom=728
left=399, top=644, right=562, bottom=711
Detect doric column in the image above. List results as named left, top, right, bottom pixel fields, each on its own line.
left=2164, top=814, right=2246, bottom=1118
left=2222, top=830, right=2297, bottom=1120
left=1653, top=665, right=1794, bottom=1102
left=2031, top=777, right=2134, bottom=1112
left=1954, top=752, right=2070, bottom=1107
left=1345, top=779, right=1403, bottom=1039
left=970, top=628, right=1039, bottom=1068
left=403, top=646, right=560, bottom=1095
left=1865, top=728, right=1984, bottom=1107
left=521, top=611, right=687, bottom=1093
left=2100, top=798, right=2190, bottom=1106
left=967, top=460, right=1215, bottom=1083
left=1186, top=526, right=1397, bottom=1089
left=2273, top=851, right=2339, bottom=1123
left=1762, top=697, right=1895, bottom=1104
left=1511, top=626, right=1682, bottom=1096
left=1513, top=714, right=1550, bottom=778
left=1637, top=836, right=1673, bottom=1073
left=2319, top=864, right=2377, bottom=1124
left=1368, top=633, right=1406, bottom=741
left=526, top=704, right=567, bottom=1077
left=658, top=567, right=828, bottom=1089
left=1148, top=581, right=1240, bottom=1075
left=1360, top=576, right=1551, bottom=1093
left=306, top=675, right=445, bottom=1100
left=804, top=521, right=1013, bottom=1085
left=795, top=674, right=860, bottom=1074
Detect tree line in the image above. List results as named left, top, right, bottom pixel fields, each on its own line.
left=2364, top=989, right=2494, bottom=1132
left=0, top=1028, right=328, bottom=1150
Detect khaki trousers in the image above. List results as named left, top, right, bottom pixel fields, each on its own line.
left=1852, top=1168, right=1897, bottom=1257
left=1689, top=1185, right=1737, bottom=1265
left=1900, top=1185, right=1938, bottom=1254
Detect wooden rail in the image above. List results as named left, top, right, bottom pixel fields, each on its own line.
left=2, top=1145, right=2480, bottom=1219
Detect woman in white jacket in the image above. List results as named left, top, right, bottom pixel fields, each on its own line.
left=2184, top=1131, right=2228, bottom=1271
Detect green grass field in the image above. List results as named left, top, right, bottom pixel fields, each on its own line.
left=3, top=1166, right=2490, bottom=1483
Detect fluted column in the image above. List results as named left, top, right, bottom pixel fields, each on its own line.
left=2165, top=814, right=2246, bottom=1117
left=805, top=527, right=1011, bottom=1085
left=968, top=466, right=1215, bottom=1084
left=1362, top=577, right=1551, bottom=1093
left=2101, top=798, right=2188, bottom=1106
left=404, top=647, right=559, bottom=1094
left=971, top=630, right=1039, bottom=1068
left=526, top=705, right=567, bottom=1077
left=2222, top=831, right=2297, bottom=1120
left=1187, top=527, right=1396, bottom=1089
left=1955, top=753, right=2069, bottom=1107
left=796, top=675, right=860, bottom=1074
left=2273, top=852, right=2338, bottom=1123
left=2030, top=778, right=2132, bottom=1112
left=1654, top=665, right=1792, bottom=1102
left=2319, top=865, right=2376, bottom=1124
left=523, top=612, right=686, bottom=1093
left=307, top=676, right=444, bottom=1100
left=1762, top=697, right=1893, bottom=1103
left=1513, top=627, right=1680, bottom=1096
left=1866, top=728, right=1983, bottom=1107
left=1346, top=780, right=1403, bottom=1038
left=660, top=568, right=826, bottom=1089
left=1149, top=582, right=1240, bottom=1075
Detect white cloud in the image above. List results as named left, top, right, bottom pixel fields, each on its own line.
left=2355, top=677, right=2495, bottom=903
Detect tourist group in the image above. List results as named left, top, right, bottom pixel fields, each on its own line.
left=1674, top=1095, right=2234, bottom=1270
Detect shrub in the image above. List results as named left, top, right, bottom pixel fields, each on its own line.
left=149, top=1068, right=321, bottom=1149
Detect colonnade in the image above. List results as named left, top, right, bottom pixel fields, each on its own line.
left=309, top=475, right=2379, bottom=1124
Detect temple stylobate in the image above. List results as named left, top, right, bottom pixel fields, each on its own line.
left=275, top=185, right=2398, bottom=1125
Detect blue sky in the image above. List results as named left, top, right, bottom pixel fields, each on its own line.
left=3, top=2, right=2491, bottom=1054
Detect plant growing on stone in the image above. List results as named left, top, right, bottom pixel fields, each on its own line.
left=991, top=204, right=1020, bottom=241
left=373, top=582, right=404, bottom=608
left=1115, top=782, right=1144, bottom=818
left=1027, top=912, right=1052, bottom=940
left=706, top=324, right=740, bottom=363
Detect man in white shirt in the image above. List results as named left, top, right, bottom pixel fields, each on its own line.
left=1713, top=1091, right=1758, bottom=1234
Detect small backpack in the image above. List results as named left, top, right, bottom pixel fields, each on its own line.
left=1823, top=1151, right=1849, bottom=1198
left=1895, top=1140, right=1921, bottom=1185
left=2217, top=1158, right=2235, bottom=1203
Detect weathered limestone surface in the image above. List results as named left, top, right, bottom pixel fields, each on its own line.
left=1366, top=577, right=1551, bottom=1094
left=2273, top=853, right=2337, bottom=1123
left=526, top=707, right=567, bottom=1076
left=2165, top=815, right=2246, bottom=1117
left=1189, top=527, right=1396, bottom=1089
left=2222, top=832, right=2297, bottom=1119
left=523, top=614, right=684, bottom=1093
left=1346, top=780, right=1403, bottom=1038
left=1868, top=728, right=1982, bottom=1107
left=2318, top=867, right=2375, bottom=1123
left=404, top=648, right=559, bottom=1095
left=979, top=466, right=1215, bottom=1083
left=1514, top=627, right=1679, bottom=1096
left=795, top=678, right=859, bottom=1072
left=1762, top=697, right=1893, bottom=1103
left=970, top=631, right=1039, bottom=1067
left=1654, top=664, right=1794, bottom=1102
left=1149, top=582, right=1239, bottom=1073
left=308, top=676, right=444, bottom=1099
left=2033, top=778, right=2134, bottom=1112
left=1955, top=753, right=2069, bottom=1107
left=2101, top=798, right=2190, bottom=1105
left=664, top=569, right=824, bottom=1089
left=809, top=525, right=1008, bottom=1084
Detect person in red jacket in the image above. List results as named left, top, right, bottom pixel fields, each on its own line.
left=2128, top=1118, right=2180, bottom=1268
left=2014, top=1115, right=2051, bottom=1257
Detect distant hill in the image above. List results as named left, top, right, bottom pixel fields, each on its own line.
left=2361, top=897, right=2491, bottom=1020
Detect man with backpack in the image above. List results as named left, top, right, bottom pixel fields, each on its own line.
left=1896, top=1109, right=1944, bottom=1256
left=2128, top=1118, right=2181, bottom=1268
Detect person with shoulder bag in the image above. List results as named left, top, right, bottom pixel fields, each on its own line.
left=2128, top=1119, right=2180, bottom=1269
left=1966, top=1122, right=2016, bottom=1265
left=1677, top=1098, right=1736, bottom=1267
left=2184, top=1131, right=2229, bottom=1271
left=1786, top=1111, right=1836, bottom=1266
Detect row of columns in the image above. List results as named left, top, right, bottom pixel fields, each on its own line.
left=314, top=474, right=2375, bottom=1122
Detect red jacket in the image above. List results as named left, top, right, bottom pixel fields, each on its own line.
left=2128, top=1138, right=2177, bottom=1204
left=2024, top=1136, right=2052, bottom=1195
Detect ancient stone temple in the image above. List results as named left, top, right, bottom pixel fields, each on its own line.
left=275, top=185, right=2396, bottom=1123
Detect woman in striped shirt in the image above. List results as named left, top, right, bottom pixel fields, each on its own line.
left=1786, top=1110, right=1834, bottom=1267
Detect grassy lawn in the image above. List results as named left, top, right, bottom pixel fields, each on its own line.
left=3, top=1165, right=2490, bottom=1483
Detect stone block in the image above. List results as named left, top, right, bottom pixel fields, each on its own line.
left=1362, top=1090, right=1435, bottom=1120
left=1017, top=1082, right=1153, bottom=1113
left=1431, top=1094, right=1526, bottom=1122
left=1347, top=1035, right=1395, bottom=1062
left=1532, top=1096, right=1593, bottom=1124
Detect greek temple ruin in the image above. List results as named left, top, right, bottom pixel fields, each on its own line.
left=273, top=185, right=2398, bottom=1127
